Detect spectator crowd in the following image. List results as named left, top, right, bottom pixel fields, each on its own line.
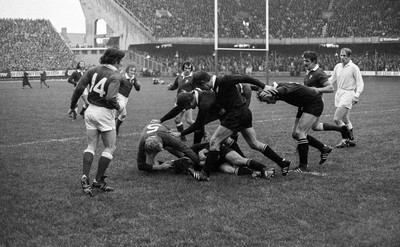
left=116, top=0, right=400, bottom=39
left=1, top=0, right=399, bottom=72
left=0, top=18, right=75, bottom=71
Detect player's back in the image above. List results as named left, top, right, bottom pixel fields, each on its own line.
left=84, top=65, right=121, bottom=109
left=277, top=82, right=321, bottom=107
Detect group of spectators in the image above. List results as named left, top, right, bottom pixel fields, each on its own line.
left=116, top=0, right=400, bottom=39
left=0, top=18, right=75, bottom=71
left=136, top=48, right=400, bottom=75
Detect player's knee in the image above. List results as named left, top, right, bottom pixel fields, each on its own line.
left=292, top=131, right=300, bottom=140
left=118, top=115, right=126, bottom=121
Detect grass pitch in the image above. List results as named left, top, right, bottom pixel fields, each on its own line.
left=0, top=76, right=399, bottom=246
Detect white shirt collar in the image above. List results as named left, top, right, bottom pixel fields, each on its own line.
left=307, top=64, right=319, bottom=73
left=104, top=64, right=118, bottom=71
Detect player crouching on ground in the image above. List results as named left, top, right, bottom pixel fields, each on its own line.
left=137, top=122, right=201, bottom=173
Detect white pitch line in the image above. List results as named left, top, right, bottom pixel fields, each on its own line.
left=1, top=108, right=399, bottom=148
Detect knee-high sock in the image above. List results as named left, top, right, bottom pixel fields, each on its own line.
left=193, top=127, right=205, bottom=144
left=307, top=135, right=324, bottom=151
left=202, top=150, right=219, bottom=177
left=176, top=123, right=184, bottom=132
left=261, top=145, right=283, bottom=164
left=297, top=139, right=309, bottom=168
left=82, top=152, right=94, bottom=177
left=323, top=123, right=348, bottom=139
left=246, top=159, right=266, bottom=172
left=96, top=154, right=112, bottom=180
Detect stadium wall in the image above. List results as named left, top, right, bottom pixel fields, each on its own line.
left=79, top=0, right=155, bottom=49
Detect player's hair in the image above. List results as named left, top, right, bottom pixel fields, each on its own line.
left=125, top=64, right=136, bottom=73
left=181, top=61, right=194, bottom=71
left=100, top=47, right=125, bottom=65
left=192, top=71, right=211, bottom=87
left=341, top=48, right=352, bottom=57
left=302, top=51, right=318, bottom=63
left=145, top=136, right=163, bottom=154
left=176, top=92, right=194, bottom=109
left=76, top=61, right=85, bottom=70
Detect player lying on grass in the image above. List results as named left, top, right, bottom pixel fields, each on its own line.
left=190, top=142, right=276, bottom=179
left=258, top=82, right=341, bottom=173
left=137, top=122, right=201, bottom=172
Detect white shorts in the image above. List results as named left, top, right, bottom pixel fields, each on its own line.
left=335, top=88, right=355, bottom=109
left=85, top=104, right=116, bottom=132
left=82, top=87, right=89, bottom=96
left=116, top=94, right=128, bottom=120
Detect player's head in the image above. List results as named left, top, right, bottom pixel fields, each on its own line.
left=340, top=48, right=352, bottom=65
left=100, top=47, right=125, bottom=66
left=192, top=71, right=212, bottom=89
left=125, top=64, right=136, bottom=77
left=181, top=62, right=194, bottom=76
left=176, top=92, right=196, bottom=110
left=76, top=61, right=85, bottom=70
left=257, top=90, right=277, bottom=104
left=145, top=135, right=163, bottom=154
left=302, top=51, right=318, bottom=70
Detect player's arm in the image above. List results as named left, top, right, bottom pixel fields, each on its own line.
left=67, top=72, right=78, bottom=86
left=133, top=77, right=141, bottom=91
left=313, top=74, right=333, bottom=94
left=354, top=67, right=364, bottom=100
left=328, top=64, right=339, bottom=85
left=106, top=77, right=122, bottom=111
left=180, top=109, right=208, bottom=136
left=161, top=133, right=200, bottom=165
left=168, top=77, right=179, bottom=90
left=159, top=105, right=184, bottom=123
left=70, top=73, right=89, bottom=109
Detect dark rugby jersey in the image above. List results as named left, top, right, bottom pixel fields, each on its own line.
left=160, top=84, right=253, bottom=137
left=304, top=66, right=328, bottom=88
left=68, top=70, right=84, bottom=87
left=119, top=74, right=140, bottom=98
left=137, top=123, right=200, bottom=168
left=169, top=72, right=195, bottom=94
left=213, top=74, right=265, bottom=110
left=71, top=65, right=121, bottom=110
left=276, top=82, right=321, bottom=107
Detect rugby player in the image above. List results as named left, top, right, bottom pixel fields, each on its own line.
left=70, top=48, right=125, bottom=196
left=137, top=122, right=200, bottom=172
left=167, top=61, right=196, bottom=141
left=115, top=64, right=141, bottom=136
left=258, top=81, right=335, bottom=173
left=68, top=61, right=90, bottom=119
left=329, top=48, right=364, bottom=148
left=188, top=71, right=291, bottom=181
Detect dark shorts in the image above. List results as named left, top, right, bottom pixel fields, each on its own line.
left=220, top=105, right=252, bottom=132
left=296, top=98, right=324, bottom=118
left=210, top=145, right=234, bottom=172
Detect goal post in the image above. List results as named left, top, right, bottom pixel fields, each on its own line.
left=214, top=0, right=270, bottom=84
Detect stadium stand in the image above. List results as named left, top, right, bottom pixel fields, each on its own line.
left=1, top=0, right=399, bottom=73
left=116, top=0, right=400, bottom=39
left=0, top=18, right=75, bottom=71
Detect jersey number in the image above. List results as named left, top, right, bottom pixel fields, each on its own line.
left=146, top=124, right=161, bottom=134
left=89, top=73, right=107, bottom=97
